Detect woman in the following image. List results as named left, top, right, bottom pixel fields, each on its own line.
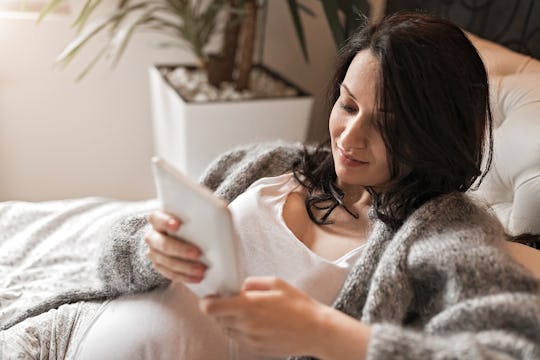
left=75, top=12, right=540, bottom=359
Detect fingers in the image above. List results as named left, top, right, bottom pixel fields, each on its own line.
left=146, top=241, right=206, bottom=283
left=199, top=295, right=244, bottom=317
left=200, top=295, right=268, bottom=345
left=144, top=227, right=201, bottom=260
left=147, top=246, right=206, bottom=276
left=147, top=210, right=181, bottom=233
left=152, top=262, right=205, bottom=283
left=200, top=277, right=286, bottom=315
left=242, top=276, right=284, bottom=291
left=144, top=214, right=206, bottom=283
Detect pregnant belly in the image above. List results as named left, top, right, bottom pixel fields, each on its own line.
left=73, top=283, right=229, bottom=360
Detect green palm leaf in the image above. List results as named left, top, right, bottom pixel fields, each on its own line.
left=37, top=0, right=68, bottom=23
left=40, top=0, right=371, bottom=81
left=108, top=5, right=161, bottom=67
left=320, top=0, right=344, bottom=50
left=75, top=44, right=107, bottom=81
left=348, top=0, right=369, bottom=34
left=55, top=3, right=146, bottom=66
left=72, top=0, right=103, bottom=31
left=287, top=0, right=309, bottom=62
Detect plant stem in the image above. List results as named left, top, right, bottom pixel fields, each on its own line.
left=207, top=0, right=242, bottom=87
left=235, top=0, right=257, bottom=91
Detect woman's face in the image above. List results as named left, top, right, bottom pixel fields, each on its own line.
left=330, top=50, right=391, bottom=191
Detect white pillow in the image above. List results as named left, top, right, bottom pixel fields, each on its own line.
left=466, top=32, right=540, bottom=76
left=474, top=72, right=540, bottom=235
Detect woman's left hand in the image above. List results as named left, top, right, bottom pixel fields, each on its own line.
left=199, top=276, right=330, bottom=358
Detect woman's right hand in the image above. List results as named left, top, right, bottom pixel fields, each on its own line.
left=144, top=210, right=207, bottom=283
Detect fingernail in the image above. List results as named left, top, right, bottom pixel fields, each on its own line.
left=197, top=264, right=207, bottom=275
left=167, top=218, right=177, bottom=229
left=199, top=299, right=209, bottom=313
left=189, top=249, right=200, bottom=259
left=190, top=275, right=204, bottom=284
left=192, top=269, right=204, bottom=277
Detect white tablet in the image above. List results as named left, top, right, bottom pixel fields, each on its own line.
left=151, top=157, right=241, bottom=297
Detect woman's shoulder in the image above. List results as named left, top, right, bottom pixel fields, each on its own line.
left=404, top=193, right=539, bottom=293
left=199, top=141, right=306, bottom=203
left=414, top=191, right=491, bottom=218
left=406, top=192, right=504, bottom=241
left=404, top=192, right=505, bottom=273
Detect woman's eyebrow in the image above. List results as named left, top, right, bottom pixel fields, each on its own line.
left=340, top=83, right=357, bottom=100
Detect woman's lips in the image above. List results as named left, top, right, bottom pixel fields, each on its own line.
left=338, top=147, right=368, bottom=167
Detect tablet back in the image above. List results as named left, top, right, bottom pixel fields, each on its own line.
left=152, top=157, right=241, bottom=297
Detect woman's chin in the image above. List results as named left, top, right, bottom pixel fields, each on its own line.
left=335, top=167, right=366, bottom=188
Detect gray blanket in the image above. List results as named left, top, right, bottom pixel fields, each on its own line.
left=0, top=197, right=158, bottom=359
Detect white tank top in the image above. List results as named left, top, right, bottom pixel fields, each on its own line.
left=74, top=173, right=365, bottom=360
left=231, top=173, right=365, bottom=305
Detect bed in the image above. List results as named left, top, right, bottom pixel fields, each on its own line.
left=1, top=1, right=540, bottom=358
left=0, top=198, right=159, bottom=358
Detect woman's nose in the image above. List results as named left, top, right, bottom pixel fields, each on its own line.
left=339, top=117, right=369, bottom=149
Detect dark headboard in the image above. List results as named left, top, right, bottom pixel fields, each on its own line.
left=385, top=0, right=540, bottom=60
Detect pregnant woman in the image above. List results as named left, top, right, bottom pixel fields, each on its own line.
left=74, top=12, right=540, bottom=360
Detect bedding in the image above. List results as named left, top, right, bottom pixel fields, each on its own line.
left=0, top=198, right=158, bottom=358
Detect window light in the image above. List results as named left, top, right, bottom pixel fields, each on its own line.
left=0, top=0, right=69, bottom=19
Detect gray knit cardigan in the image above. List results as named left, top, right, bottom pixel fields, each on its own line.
left=7, top=142, right=540, bottom=359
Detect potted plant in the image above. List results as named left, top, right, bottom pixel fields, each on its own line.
left=39, top=0, right=369, bottom=179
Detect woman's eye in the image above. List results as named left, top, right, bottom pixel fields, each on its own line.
left=339, top=102, right=357, bottom=114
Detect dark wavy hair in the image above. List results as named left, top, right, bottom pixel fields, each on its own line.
left=293, top=11, right=493, bottom=229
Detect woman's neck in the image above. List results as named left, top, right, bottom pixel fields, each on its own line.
left=340, top=185, right=372, bottom=212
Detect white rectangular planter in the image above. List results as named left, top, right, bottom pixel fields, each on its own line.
left=149, top=65, right=314, bottom=181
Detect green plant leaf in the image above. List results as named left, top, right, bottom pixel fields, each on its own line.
left=73, top=0, right=104, bottom=32
left=108, top=5, right=160, bottom=67
left=348, top=0, right=368, bottom=34
left=75, top=44, right=107, bottom=81
left=295, top=1, right=315, bottom=17
left=118, top=0, right=132, bottom=8
left=320, top=0, right=344, bottom=50
left=287, top=0, right=309, bottom=62
left=352, top=0, right=369, bottom=16
left=162, top=0, right=189, bottom=15
left=145, top=15, right=182, bottom=34
left=335, top=0, right=369, bottom=37
left=55, top=3, right=146, bottom=66
left=37, top=0, right=67, bottom=23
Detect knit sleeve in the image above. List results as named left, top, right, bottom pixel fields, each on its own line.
left=360, top=266, right=540, bottom=359
left=199, top=141, right=305, bottom=202
left=351, top=262, right=540, bottom=360
left=365, top=200, right=540, bottom=359
left=368, top=306, right=540, bottom=359
left=97, top=215, right=170, bottom=294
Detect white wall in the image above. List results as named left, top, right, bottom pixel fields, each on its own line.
left=0, top=9, right=193, bottom=201
left=0, top=1, right=359, bottom=201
